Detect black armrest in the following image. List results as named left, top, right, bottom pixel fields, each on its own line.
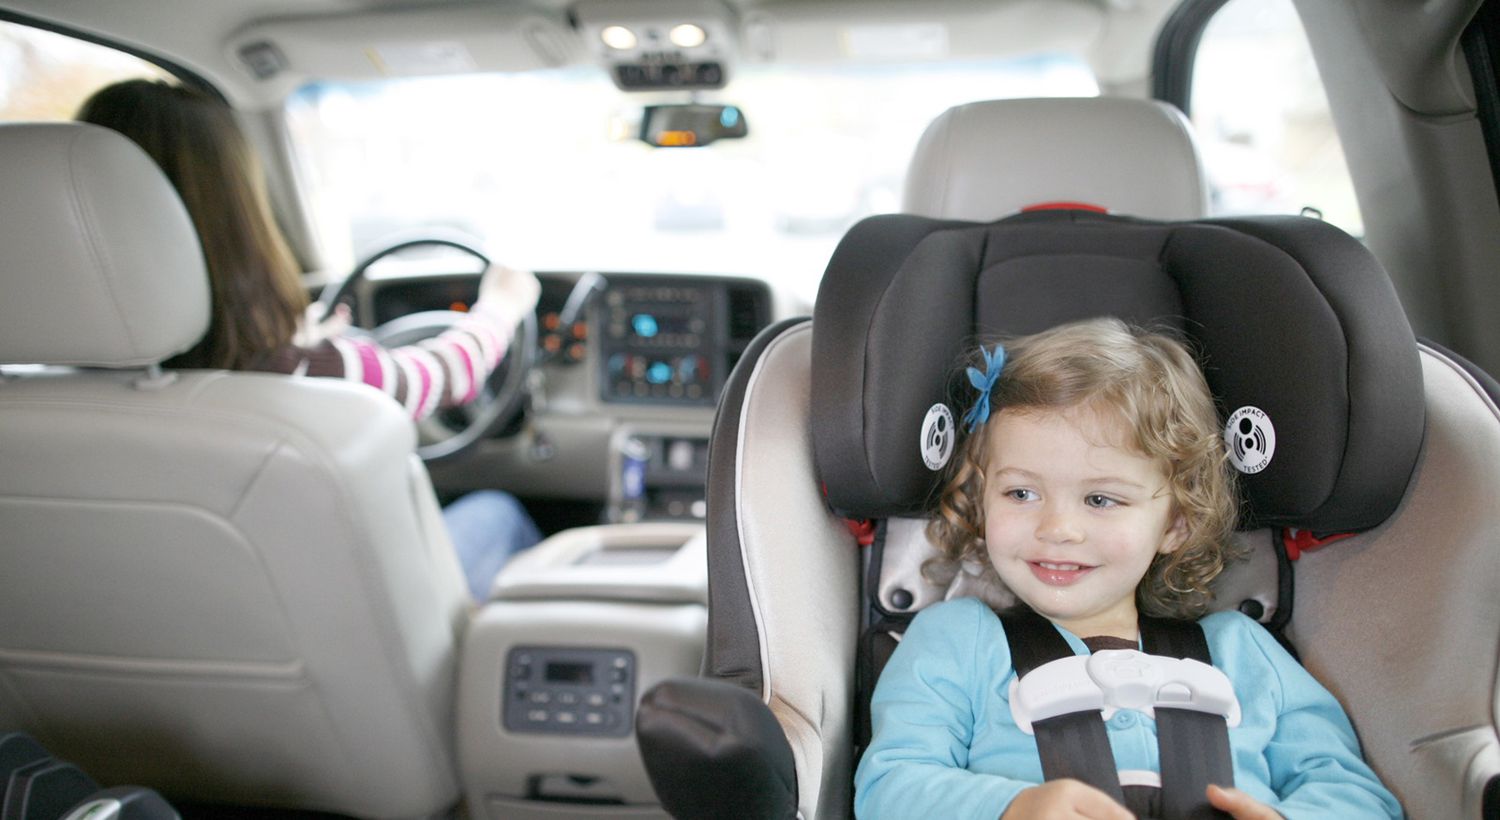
left=635, top=678, right=798, bottom=819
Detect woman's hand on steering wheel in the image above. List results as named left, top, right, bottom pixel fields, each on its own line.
left=474, top=262, right=541, bottom=328
left=319, top=234, right=541, bottom=463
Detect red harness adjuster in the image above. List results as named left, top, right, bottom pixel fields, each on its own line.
left=843, top=517, right=877, bottom=547
left=1020, top=201, right=1109, bottom=214
left=821, top=482, right=878, bottom=546
left=1280, top=527, right=1355, bottom=561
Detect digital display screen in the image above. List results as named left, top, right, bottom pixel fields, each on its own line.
left=630, top=312, right=700, bottom=340
left=545, top=661, right=594, bottom=684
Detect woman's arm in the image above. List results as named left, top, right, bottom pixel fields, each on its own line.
left=261, top=263, right=540, bottom=420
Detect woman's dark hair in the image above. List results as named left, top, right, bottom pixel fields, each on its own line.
left=77, top=79, right=307, bottom=369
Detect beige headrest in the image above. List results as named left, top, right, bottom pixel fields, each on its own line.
left=901, top=97, right=1208, bottom=221
left=0, top=122, right=210, bottom=367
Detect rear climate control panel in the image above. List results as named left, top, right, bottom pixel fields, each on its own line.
left=502, top=646, right=636, bottom=737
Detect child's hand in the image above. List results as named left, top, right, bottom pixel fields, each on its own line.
left=1206, top=784, right=1284, bottom=819
left=1001, top=779, right=1133, bottom=819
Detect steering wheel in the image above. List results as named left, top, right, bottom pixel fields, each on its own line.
left=314, top=236, right=538, bottom=463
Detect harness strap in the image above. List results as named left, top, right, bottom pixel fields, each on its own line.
left=999, top=608, right=1125, bottom=803
left=1000, top=608, right=1233, bottom=820
left=1141, top=617, right=1235, bottom=820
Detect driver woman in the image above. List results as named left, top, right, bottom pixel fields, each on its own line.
left=77, top=78, right=542, bottom=602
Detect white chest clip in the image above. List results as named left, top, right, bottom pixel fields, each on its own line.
left=1009, top=649, right=1242, bottom=735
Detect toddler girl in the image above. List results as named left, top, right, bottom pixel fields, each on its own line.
left=853, top=318, right=1400, bottom=819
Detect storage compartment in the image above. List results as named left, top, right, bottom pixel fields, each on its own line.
left=457, top=523, right=706, bottom=819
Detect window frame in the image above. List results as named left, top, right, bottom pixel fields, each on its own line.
left=0, top=7, right=220, bottom=102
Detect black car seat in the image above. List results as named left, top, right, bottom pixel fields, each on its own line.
left=635, top=98, right=1500, bottom=820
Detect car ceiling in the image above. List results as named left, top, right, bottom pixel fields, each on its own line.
left=0, top=0, right=1176, bottom=106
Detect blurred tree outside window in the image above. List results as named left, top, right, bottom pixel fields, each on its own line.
left=1191, top=0, right=1362, bottom=236
left=0, top=21, right=170, bottom=122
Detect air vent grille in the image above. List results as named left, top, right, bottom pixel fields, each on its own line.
left=726, top=286, right=767, bottom=342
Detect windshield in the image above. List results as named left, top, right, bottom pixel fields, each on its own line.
left=284, top=57, right=1097, bottom=305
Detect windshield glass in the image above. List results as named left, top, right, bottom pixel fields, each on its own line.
left=284, top=57, right=1097, bottom=304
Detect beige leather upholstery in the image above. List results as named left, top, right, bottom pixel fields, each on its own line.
left=0, top=122, right=471, bottom=818
left=0, top=123, right=209, bottom=368
left=901, top=97, right=1208, bottom=221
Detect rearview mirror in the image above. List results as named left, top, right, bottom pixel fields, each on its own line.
left=639, top=103, right=747, bottom=148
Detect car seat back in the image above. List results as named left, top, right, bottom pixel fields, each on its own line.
left=0, top=122, right=472, bottom=818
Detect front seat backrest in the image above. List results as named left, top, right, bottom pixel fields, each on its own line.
left=0, top=123, right=472, bottom=818
left=902, top=97, right=1209, bottom=221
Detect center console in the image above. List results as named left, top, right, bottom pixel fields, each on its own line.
left=598, top=274, right=770, bottom=407
left=457, top=523, right=707, bottom=819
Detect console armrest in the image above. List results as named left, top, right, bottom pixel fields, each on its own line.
left=635, top=678, right=798, bottom=820
left=490, top=523, right=707, bottom=604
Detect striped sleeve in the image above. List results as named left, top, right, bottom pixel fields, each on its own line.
left=249, top=307, right=518, bottom=421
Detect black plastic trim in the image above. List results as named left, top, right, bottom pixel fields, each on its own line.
left=1151, top=0, right=1232, bottom=116
left=0, top=8, right=224, bottom=103
left=635, top=678, right=798, bottom=820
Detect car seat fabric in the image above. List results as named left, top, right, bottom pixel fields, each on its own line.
left=1284, top=343, right=1500, bottom=816
left=0, top=122, right=472, bottom=818
left=637, top=317, right=860, bottom=819
left=901, top=97, right=1209, bottom=222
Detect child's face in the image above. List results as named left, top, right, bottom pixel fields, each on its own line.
left=982, top=404, right=1186, bottom=639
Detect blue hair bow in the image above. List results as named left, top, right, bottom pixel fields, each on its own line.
left=962, top=344, right=1006, bottom=432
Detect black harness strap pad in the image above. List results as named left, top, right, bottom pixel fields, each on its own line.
left=1001, top=609, right=1234, bottom=819
left=1030, top=711, right=1128, bottom=802
left=1141, top=616, right=1233, bottom=820
left=999, top=608, right=1126, bottom=803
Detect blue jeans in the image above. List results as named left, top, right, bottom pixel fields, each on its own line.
left=442, top=490, right=543, bottom=601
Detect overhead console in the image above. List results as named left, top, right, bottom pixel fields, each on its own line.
left=598, top=274, right=771, bottom=407
left=573, top=0, right=735, bottom=91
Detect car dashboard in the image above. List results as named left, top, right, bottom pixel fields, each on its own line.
left=355, top=269, right=778, bottom=530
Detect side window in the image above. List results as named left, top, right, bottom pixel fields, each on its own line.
left=1190, top=0, right=1362, bottom=236
left=0, top=20, right=170, bottom=122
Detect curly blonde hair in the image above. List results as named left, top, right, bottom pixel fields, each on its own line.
left=926, top=317, right=1240, bottom=620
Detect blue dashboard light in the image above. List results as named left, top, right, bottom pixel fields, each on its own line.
left=647, top=361, right=673, bottom=384
left=632, top=314, right=659, bottom=338
left=721, top=107, right=740, bottom=127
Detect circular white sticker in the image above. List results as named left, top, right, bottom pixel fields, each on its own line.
left=1224, top=406, right=1276, bottom=474
left=920, top=403, right=956, bottom=471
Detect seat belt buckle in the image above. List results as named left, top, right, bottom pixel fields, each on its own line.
left=1009, top=649, right=1242, bottom=735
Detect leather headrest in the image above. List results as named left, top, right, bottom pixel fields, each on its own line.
left=0, top=123, right=210, bottom=367
left=902, top=98, right=1208, bottom=221
left=812, top=211, right=1424, bottom=534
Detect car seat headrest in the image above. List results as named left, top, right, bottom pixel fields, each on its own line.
left=811, top=211, right=1424, bottom=533
left=902, top=98, right=1209, bottom=221
left=0, top=123, right=210, bottom=368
